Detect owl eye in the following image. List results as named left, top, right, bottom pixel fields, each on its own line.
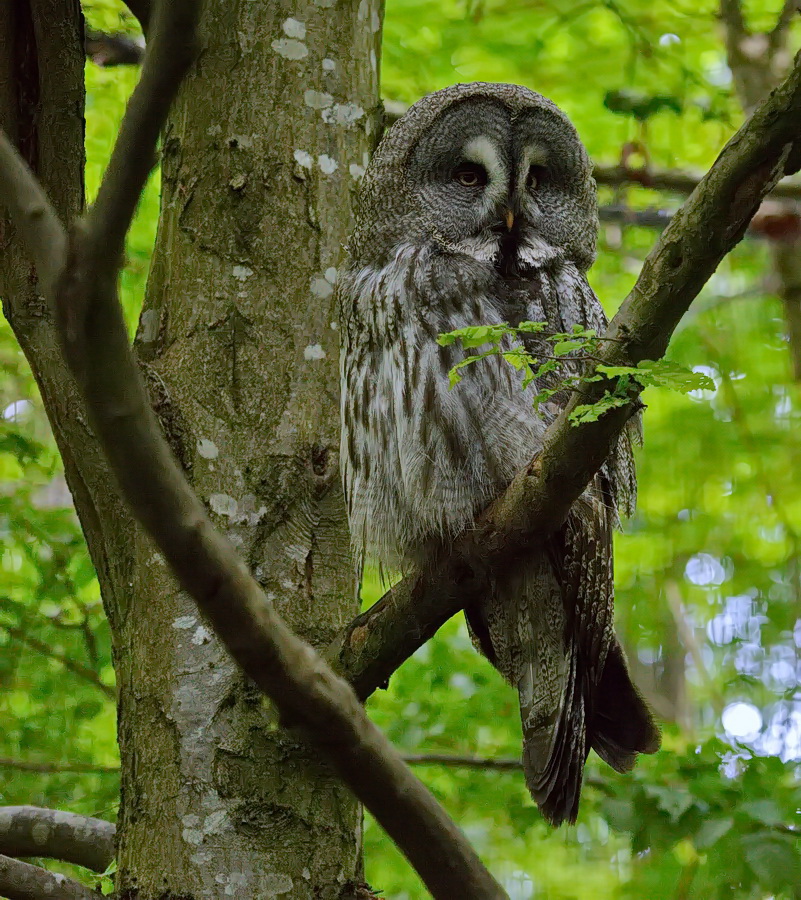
left=527, top=164, right=548, bottom=190
left=453, top=163, right=488, bottom=187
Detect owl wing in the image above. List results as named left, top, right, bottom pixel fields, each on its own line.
left=467, top=263, right=658, bottom=825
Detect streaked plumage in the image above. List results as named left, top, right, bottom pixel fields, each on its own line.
left=339, top=83, right=660, bottom=825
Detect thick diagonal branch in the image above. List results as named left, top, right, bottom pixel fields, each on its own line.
left=0, top=854, right=100, bottom=900
left=0, top=2, right=505, bottom=898
left=0, top=807, right=114, bottom=873
left=329, top=51, right=801, bottom=701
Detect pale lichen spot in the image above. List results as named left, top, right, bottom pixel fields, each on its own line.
left=304, top=343, right=327, bottom=361
left=271, top=38, right=308, bottom=60
left=282, top=17, right=306, bottom=39
left=262, top=873, right=294, bottom=895
left=197, top=438, right=219, bottom=459
left=293, top=149, right=314, bottom=169
left=204, top=810, right=230, bottom=835
left=322, top=58, right=336, bottom=72
left=310, top=277, right=334, bottom=299
left=349, top=162, right=365, bottom=180
left=192, top=625, right=213, bottom=646
left=207, top=124, right=222, bottom=136
left=302, top=868, right=311, bottom=881
left=181, top=814, right=204, bottom=846
left=30, top=821, right=50, bottom=845
left=371, top=9, right=381, bottom=31
left=209, top=493, right=238, bottom=517
left=304, top=89, right=334, bottom=110
left=322, top=102, right=365, bottom=127
left=330, top=321, right=339, bottom=330
left=172, top=615, right=197, bottom=630
left=324, top=267, right=338, bottom=284
left=139, top=308, right=159, bottom=342
left=318, top=154, right=338, bottom=174
left=370, top=48, right=377, bottom=72
left=357, top=0, right=369, bottom=19
left=233, top=265, right=253, bottom=281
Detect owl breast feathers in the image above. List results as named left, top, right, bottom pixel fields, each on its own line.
left=339, top=83, right=660, bottom=826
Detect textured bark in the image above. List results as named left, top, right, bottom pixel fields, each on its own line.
left=2, top=0, right=382, bottom=897
left=0, top=806, right=115, bottom=873
left=113, top=2, right=382, bottom=897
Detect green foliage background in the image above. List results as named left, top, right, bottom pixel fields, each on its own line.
left=1, top=2, right=800, bottom=898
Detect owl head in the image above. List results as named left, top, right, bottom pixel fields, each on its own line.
left=350, top=83, right=598, bottom=274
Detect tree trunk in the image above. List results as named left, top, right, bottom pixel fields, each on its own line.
left=2, top=0, right=383, bottom=896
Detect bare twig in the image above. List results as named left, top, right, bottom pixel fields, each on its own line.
left=0, top=624, right=115, bottom=699
left=0, top=853, right=100, bottom=900
left=0, top=807, right=114, bottom=873
left=329, top=50, right=801, bottom=700
left=0, top=2, right=506, bottom=897
left=403, top=754, right=523, bottom=771
left=769, top=0, right=800, bottom=52
left=85, top=29, right=145, bottom=67
left=719, top=0, right=747, bottom=40
left=663, top=582, right=725, bottom=718
left=0, top=758, right=118, bottom=775
left=122, top=0, right=151, bottom=34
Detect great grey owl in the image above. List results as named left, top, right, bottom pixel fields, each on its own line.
left=338, top=83, right=660, bottom=826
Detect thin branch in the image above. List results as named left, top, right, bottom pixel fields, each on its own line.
left=0, top=853, right=100, bottom=900
left=402, top=755, right=610, bottom=793
left=719, top=0, right=747, bottom=41
left=122, top=0, right=151, bottom=34
left=85, top=29, right=145, bottom=67
left=0, top=624, right=115, bottom=699
left=0, top=807, right=114, bottom=873
left=403, top=754, right=523, bottom=771
left=330, top=50, right=801, bottom=700
left=769, top=0, right=800, bottom=52
left=0, top=759, right=118, bottom=775
left=663, top=582, right=725, bottom=718
left=0, top=2, right=506, bottom=897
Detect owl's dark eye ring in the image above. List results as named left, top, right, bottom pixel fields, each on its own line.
left=527, top=164, right=548, bottom=190
left=453, top=163, right=488, bottom=187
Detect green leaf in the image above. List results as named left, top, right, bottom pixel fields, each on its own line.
left=741, top=833, right=801, bottom=890
left=741, top=799, right=785, bottom=827
left=552, top=339, right=585, bottom=356
left=637, top=359, right=716, bottom=393
left=646, top=785, right=695, bottom=821
left=515, top=320, right=547, bottom=334
left=569, top=392, right=630, bottom=425
left=694, top=816, right=733, bottom=849
left=437, top=324, right=510, bottom=349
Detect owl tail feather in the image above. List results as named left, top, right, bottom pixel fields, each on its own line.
left=589, top=638, right=661, bottom=773
left=520, top=636, right=660, bottom=827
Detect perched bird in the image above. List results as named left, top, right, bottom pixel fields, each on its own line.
left=338, top=83, right=660, bottom=825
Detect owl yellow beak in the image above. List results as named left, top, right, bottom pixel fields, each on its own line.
left=504, top=209, right=515, bottom=230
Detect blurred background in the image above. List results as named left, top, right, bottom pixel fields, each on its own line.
left=2, top=1, right=800, bottom=897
